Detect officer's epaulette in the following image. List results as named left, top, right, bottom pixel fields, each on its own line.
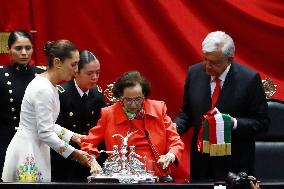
left=97, top=85, right=103, bottom=93
left=36, top=66, right=47, bottom=70
left=56, top=85, right=65, bottom=93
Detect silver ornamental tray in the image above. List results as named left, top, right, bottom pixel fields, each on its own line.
left=87, top=173, right=158, bottom=184
left=87, top=130, right=159, bottom=184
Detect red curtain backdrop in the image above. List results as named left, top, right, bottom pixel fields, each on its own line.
left=1, top=0, right=284, bottom=182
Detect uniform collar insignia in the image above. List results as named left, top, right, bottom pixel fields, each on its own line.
left=13, top=63, right=29, bottom=72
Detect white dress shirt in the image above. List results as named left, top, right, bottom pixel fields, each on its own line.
left=210, top=64, right=237, bottom=129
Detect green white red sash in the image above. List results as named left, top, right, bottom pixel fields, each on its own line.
left=197, top=108, right=231, bottom=156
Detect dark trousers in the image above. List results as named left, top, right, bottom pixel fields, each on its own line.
left=190, top=150, right=232, bottom=182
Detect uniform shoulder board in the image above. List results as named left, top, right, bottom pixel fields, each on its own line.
left=56, top=85, right=65, bottom=93
left=97, top=85, right=103, bottom=93
left=0, top=66, right=3, bottom=69
left=36, top=66, right=47, bottom=70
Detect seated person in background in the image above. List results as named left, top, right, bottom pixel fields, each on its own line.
left=52, top=50, right=106, bottom=182
left=81, top=70, right=184, bottom=178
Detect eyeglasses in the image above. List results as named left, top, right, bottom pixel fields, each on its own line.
left=122, top=97, right=144, bottom=105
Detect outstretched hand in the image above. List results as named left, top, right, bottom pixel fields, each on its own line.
left=90, top=158, right=102, bottom=175
left=249, top=176, right=260, bottom=189
left=71, top=133, right=86, bottom=146
left=250, top=181, right=260, bottom=189
left=157, top=152, right=176, bottom=169
left=173, top=123, right=178, bottom=131
left=71, top=149, right=93, bottom=167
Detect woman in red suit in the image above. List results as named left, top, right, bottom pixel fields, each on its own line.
left=81, top=71, right=184, bottom=178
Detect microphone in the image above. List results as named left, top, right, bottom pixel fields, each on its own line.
left=144, top=129, right=174, bottom=182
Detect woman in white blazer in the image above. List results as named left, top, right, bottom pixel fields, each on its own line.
left=2, top=40, right=92, bottom=182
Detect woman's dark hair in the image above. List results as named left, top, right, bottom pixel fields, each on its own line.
left=78, top=50, right=99, bottom=71
left=112, top=71, right=151, bottom=98
left=8, top=30, right=33, bottom=49
left=43, top=39, right=77, bottom=67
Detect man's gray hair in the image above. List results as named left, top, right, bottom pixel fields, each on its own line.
left=202, top=31, right=235, bottom=59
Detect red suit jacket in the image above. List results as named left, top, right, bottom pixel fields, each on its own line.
left=81, top=99, right=184, bottom=176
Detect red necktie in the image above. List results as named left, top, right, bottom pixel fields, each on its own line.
left=211, top=78, right=221, bottom=108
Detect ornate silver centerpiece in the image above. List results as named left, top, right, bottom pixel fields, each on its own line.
left=87, top=130, right=158, bottom=184
left=262, top=77, right=277, bottom=99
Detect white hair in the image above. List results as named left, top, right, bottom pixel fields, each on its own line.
left=202, top=31, right=235, bottom=59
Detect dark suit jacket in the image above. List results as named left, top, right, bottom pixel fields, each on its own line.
left=174, top=61, right=269, bottom=181
left=52, top=79, right=107, bottom=182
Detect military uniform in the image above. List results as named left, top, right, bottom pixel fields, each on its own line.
left=0, top=63, right=44, bottom=176
left=52, top=79, right=107, bottom=182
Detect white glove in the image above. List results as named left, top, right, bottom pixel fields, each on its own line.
left=157, top=152, right=176, bottom=169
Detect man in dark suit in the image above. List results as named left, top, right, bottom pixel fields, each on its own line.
left=174, top=31, right=269, bottom=181
left=52, top=50, right=107, bottom=182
